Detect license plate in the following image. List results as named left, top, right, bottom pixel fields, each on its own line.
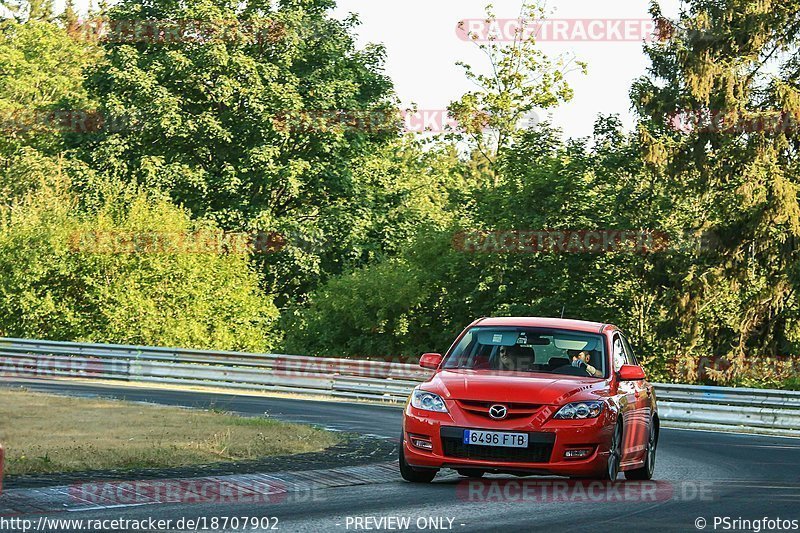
left=463, top=430, right=528, bottom=448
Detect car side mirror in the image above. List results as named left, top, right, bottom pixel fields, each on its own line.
left=618, top=364, right=646, bottom=381
left=419, top=353, right=443, bottom=370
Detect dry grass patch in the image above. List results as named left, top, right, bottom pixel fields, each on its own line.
left=0, top=388, right=340, bottom=475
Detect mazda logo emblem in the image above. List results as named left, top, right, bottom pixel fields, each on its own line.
left=489, top=404, right=508, bottom=420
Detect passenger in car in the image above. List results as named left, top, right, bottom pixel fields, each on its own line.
left=498, top=345, right=534, bottom=372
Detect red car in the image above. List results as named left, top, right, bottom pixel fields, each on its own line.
left=400, top=317, right=658, bottom=482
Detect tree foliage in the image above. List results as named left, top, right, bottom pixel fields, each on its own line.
left=0, top=176, right=278, bottom=350
left=631, top=0, right=800, bottom=383
left=1, top=0, right=799, bottom=388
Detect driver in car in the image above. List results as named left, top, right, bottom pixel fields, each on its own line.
left=570, top=350, right=601, bottom=377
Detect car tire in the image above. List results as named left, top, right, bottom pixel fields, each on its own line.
left=625, top=418, right=657, bottom=481
left=456, top=469, right=485, bottom=478
left=596, top=421, right=622, bottom=481
left=399, top=435, right=438, bottom=483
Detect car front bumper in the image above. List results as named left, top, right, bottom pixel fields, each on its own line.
left=402, top=401, right=615, bottom=477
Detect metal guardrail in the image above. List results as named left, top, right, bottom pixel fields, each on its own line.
left=1, top=337, right=799, bottom=435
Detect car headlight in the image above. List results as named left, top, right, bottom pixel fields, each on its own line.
left=554, top=401, right=604, bottom=420
left=411, top=389, right=448, bottom=413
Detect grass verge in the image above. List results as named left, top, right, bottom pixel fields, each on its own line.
left=0, top=388, right=340, bottom=475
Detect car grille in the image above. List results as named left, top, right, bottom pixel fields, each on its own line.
left=440, top=426, right=555, bottom=463
left=455, top=400, right=542, bottom=420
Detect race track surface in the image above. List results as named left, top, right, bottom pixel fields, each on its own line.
left=2, top=379, right=799, bottom=533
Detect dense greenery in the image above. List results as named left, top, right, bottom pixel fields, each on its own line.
left=1, top=0, right=798, bottom=387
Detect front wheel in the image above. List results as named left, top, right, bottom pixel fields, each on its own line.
left=595, top=421, right=622, bottom=481
left=625, top=418, right=657, bottom=480
left=399, top=436, right=438, bottom=483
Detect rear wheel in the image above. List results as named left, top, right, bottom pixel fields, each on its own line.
left=399, top=435, right=438, bottom=483
left=625, top=418, right=657, bottom=480
left=456, top=468, right=485, bottom=478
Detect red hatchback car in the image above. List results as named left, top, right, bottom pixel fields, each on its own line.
left=400, top=317, right=658, bottom=482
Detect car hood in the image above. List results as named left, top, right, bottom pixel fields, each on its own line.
left=423, top=369, right=607, bottom=405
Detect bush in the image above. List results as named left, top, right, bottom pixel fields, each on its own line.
left=282, top=258, right=429, bottom=359
left=0, top=178, right=278, bottom=351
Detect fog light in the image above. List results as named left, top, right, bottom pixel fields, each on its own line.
left=411, top=438, right=433, bottom=450
left=564, top=449, right=592, bottom=459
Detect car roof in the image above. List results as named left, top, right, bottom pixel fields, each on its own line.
left=473, top=316, right=613, bottom=334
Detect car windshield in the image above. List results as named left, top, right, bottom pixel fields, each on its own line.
left=442, top=327, right=607, bottom=378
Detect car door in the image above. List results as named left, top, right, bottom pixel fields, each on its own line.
left=612, top=334, right=645, bottom=463
left=619, top=333, right=651, bottom=463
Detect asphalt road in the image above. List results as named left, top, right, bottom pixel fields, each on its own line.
left=3, top=379, right=800, bottom=533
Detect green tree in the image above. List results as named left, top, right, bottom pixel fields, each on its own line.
left=0, top=18, right=97, bottom=157
left=265, top=137, right=465, bottom=305
left=449, top=1, right=585, bottom=173
left=631, top=0, right=800, bottom=383
left=77, top=0, right=395, bottom=230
